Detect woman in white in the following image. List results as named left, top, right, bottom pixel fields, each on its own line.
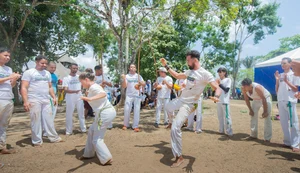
left=275, top=57, right=300, bottom=152
left=241, top=78, right=272, bottom=142
left=0, top=47, right=21, bottom=154
left=121, top=64, right=145, bottom=132
left=153, top=67, right=173, bottom=128
left=216, top=67, right=233, bottom=136
left=21, top=55, right=62, bottom=146
left=79, top=72, right=116, bottom=165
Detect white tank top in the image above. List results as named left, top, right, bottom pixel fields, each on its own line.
left=246, top=82, right=270, bottom=100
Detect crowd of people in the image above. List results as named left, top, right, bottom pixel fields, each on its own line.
left=1, top=47, right=300, bottom=168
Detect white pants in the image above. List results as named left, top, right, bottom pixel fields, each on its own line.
left=123, top=96, right=141, bottom=128
left=155, top=98, right=170, bottom=124
left=0, top=100, right=13, bottom=150
left=187, top=98, right=203, bottom=132
left=278, top=101, right=299, bottom=148
left=251, top=98, right=272, bottom=141
left=217, top=103, right=233, bottom=135
left=83, top=107, right=116, bottom=164
left=28, top=99, right=61, bottom=145
left=65, top=93, right=86, bottom=134
left=166, top=98, right=194, bottom=157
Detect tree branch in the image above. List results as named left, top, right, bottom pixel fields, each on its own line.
left=0, top=23, right=9, bottom=45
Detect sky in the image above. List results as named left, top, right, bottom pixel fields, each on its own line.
left=72, top=0, right=300, bottom=72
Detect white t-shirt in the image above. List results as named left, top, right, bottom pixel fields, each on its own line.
left=62, top=75, right=82, bottom=93
left=277, top=70, right=300, bottom=103
left=219, top=78, right=231, bottom=104
left=180, top=67, right=214, bottom=104
left=21, top=68, right=51, bottom=100
left=0, top=65, right=13, bottom=100
left=87, top=83, right=110, bottom=111
left=125, top=73, right=144, bottom=97
left=156, top=76, right=173, bottom=99
left=95, top=75, right=111, bottom=93
left=246, top=82, right=270, bottom=100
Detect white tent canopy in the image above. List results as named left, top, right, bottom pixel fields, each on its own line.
left=255, top=47, right=300, bottom=68
left=54, top=55, right=77, bottom=79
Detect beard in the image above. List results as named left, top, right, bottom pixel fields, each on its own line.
left=188, top=63, right=194, bottom=70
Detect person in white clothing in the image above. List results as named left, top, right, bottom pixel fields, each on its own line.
left=153, top=67, right=173, bottom=128
left=79, top=72, right=116, bottom=165
left=161, top=50, right=221, bottom=168
left=94, top=65, right=113, bottom=102
left=186, top=94, right=203, bottom=134
left=216, top=67, right=233, bottom=136
left=21, top=55, right=62, bottom=146
left=121, top=64, right=145, bottom=132
left=275, top=57, right=300, bottom=152
left=47, top=62, right=58, bottom=119
left=62, top=63, right=86, bottom=135
left=241, top=78, right=272, bottom=142
left=145, top=80, right=152, bottom=96
left=0, top=47, right=21, bottom=154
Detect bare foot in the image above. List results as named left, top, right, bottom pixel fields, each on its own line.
left=103, top=159, right=113, bottom=166
left=52, top=139, right=65, bottom=143
left=33, top=144, right=42, bottom=147
left=292, top=148, right=300, bottom=152
left=0, top=148, right=16, bottom=154
left=171, top=157, right=184, bottom=168
left=79, top=156, right=93, bottom=160
left=165, top=123, right=172, bottom=129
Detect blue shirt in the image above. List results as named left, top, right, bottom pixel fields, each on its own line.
left=51, top=73, right=58, bottom=95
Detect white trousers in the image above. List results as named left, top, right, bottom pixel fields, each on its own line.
left=217, top=103, right=233, bottom=135
left=123, top=96, right=141, bottom=128
left=28, top=99, right=61, bottom=145
left=278, top=101, right=299, bottom=148
left=251, top=98, right=272, bottom=141
left=187, top=98, right=203, bottom=132
left=0, top=100, right=13, bottom=150
left=166, top=98, right=194, bottom=157
left=65, top=93, right=86, bottom=134
left=155, top=98, right=170, bottom=124
left=83, top=107, right=116, bottom=164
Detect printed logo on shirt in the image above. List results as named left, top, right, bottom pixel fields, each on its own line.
left=34, top=75, right=49, bottom=81
left=127, top=78, right=138, bottom=83
left=187, top=76, right=195, bottom=82
left=0, top=72, right=9, bottom=78
left=70, top=79, right=80, bottom=84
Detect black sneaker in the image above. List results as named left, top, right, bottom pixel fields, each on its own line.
left=154, top=123, right=159, bottom=128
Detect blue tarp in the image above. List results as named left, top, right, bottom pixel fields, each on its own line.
left=254, top=65, right=283, bottom=95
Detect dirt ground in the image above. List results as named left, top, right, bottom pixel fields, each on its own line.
left=1, top=100, right=300, bottom=173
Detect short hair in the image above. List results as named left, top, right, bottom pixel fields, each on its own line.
left=48, top=61, right=56, bottom=66
left=217, top=67, right=228, bottom=77
left=186, top=50, right=200, bottom=60
left=0, top=47, right=10, bottom=53
left=35, top=55, right=48, bottom=62
left=241, top=78, right=252, bottom=86
left=79, top=72, right=95, bottom=81
left=85, top=68, right=93, bottom=73
left=282, top=57, right=292, bottom=63
left=69, top=63, right=78, bottom=68
left=94, top=65, right=102, bottom=70
left=129, top=64, right=136, bottom=67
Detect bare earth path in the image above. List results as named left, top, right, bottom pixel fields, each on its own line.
left=1, top=100, right=300, bottom=173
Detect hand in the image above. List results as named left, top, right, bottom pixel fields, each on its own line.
left=81, top=96, right=91, bottom=102
left=100, top=83, right=106, bottom=88
left=291, top=60, right=300, bottom=76
left=162, top=80, right=166, bottom=85
left=274, top=71, right=280, bottom=80
left=75, top=90, right=80, bottom=94
left=216, top=79, right=220, bottom=85
left=181, top=83, right=186, bottom=88
left=23, top=102, right=31, bottom=112
left=249, top=109, right=254, bottom=116
left=160, top=58, right=167, bottom=66
left=209, top=96, right=219, bottom=102
left=262, top=111, right=268, bottom=118
left=52, top=98, right=57, bottom=106
left=121, top=74, right=126, bottom=79
left=153, top=82, right=158, bottom=88
left=10, top=73, right=21, bottom=80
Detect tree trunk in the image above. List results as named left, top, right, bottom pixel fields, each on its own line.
left=118, top=38, right=126, bottom=106
left=232, top=48, right=242, bottom=98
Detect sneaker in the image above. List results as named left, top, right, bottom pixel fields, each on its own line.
left=122, top=126, right=127, bottom=130
left=195, top=130, right=202, bottom=134
left=154, top=123, right=159, bottom=128
left=133, top=128, right=140, bottom=132
left=163, top=122, right=168, bottom=126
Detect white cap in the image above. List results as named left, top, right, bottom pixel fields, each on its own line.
left=158, top=67, right=167, bottom=73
